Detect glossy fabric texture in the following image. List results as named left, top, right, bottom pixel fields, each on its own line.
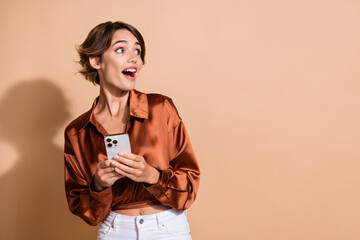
left=64, top=89, right=200, bottom=226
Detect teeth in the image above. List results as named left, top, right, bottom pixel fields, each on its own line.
left=124, top=68, right=136, bottom=72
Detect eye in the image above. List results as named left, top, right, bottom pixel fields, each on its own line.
left=134, top=49, right=141, bottom=55
left=115, top=48, right=123, bottom=53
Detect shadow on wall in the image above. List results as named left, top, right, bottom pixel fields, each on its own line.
left=0, top=79, right=97, bottom=240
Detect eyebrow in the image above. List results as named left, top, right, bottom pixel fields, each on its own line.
left=112, top=40, right=141, bottom=47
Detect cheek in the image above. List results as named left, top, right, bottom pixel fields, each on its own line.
left=137, top=61, right=143, bottom=70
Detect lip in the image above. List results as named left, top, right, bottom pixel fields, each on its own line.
left=122, top=66, right=137, bottom=80
left=123, top=73, right=136, bottom=81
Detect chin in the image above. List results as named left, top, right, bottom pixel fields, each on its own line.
left=119, top=83, right=136, bottom=92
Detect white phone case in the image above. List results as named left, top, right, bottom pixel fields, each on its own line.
left=104, top=133, right=131, bottom=160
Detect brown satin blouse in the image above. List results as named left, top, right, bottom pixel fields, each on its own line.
left=64, top=89, right=200, bottom=226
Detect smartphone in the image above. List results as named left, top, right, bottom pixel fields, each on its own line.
left=104, top=133, right=131, bottom=160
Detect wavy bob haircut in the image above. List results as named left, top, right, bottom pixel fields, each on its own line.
left=77, top=21, right=146, bottom=85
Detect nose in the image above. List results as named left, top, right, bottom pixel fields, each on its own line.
left=127, top=51, right=137, bottom=63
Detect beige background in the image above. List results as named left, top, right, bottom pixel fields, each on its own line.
left=1, top=0, right=360, bottom=239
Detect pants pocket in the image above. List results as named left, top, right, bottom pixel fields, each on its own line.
left=161, top=214, right=191, bottom=237
left=97, top=221, right=114, bottom=240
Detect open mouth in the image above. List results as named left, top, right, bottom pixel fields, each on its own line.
left=122, top=68, right=137, bottom=78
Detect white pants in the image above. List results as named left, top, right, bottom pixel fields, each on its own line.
left=97, top=209, right=192, bottom=240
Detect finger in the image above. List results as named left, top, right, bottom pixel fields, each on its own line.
left=117, top=152, right=142, bottom=161
left=100, top=160, right=121, bottom=169
left=112, top=156, right=138, bottom=168
left=100, top=175, right=125, bottom=188
left=104, top=170, right=123, bottom=178
left=99, top=168, right=116, bottom=175
left=113, top=162, right=139, bottom=175
left=99, top=160, right=114, bottom=168
left=113, top=167, right=136, bottom=180
left=96, top=170, right=123, bottom=185
left=107, top=175, right=125, bottom=182
left=98, top=165, right=120, bottom=175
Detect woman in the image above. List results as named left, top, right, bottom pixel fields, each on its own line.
left=64, top=21, right=200, bottom=240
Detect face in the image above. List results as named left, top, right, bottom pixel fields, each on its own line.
left=93, top=29, right=143, bottom=91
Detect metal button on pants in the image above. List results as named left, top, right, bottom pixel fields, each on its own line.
left=97, top=209, right=192, bottom=240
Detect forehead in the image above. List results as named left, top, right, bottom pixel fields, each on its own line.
left=111, top=29, right=140, bottom=45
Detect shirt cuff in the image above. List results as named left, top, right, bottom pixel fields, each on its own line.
left=89, top=177, right=113, bottom=203
left=144, top=169, right=171, bottom=196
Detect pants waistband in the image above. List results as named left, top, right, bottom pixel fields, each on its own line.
left=105, top=208, right=185, bottom=230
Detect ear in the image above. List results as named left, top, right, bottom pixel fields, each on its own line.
left=89, top=57, right=101, bottom=70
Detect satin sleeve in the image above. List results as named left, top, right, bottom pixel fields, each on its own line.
left=145, top=99, right=200, bottom=210
left=64, top=129, right=113, bottom=226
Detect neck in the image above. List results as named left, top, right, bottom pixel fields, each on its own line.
left=96, top=86, right=130, bottom=117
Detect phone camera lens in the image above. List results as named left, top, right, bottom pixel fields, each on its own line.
left=106, top=138, right=111, bottom=142
left=113, top=140, right=118, bottom=144
left=107, top=143, right=112, bottom=147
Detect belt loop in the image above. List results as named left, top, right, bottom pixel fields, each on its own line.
left=112, top=213, right=118, bottom=231
left=156, top=213, right=164, bottom=230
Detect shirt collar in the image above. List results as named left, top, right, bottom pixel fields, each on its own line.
left=79, top=89, right=149, bottom=130
left=129, top=89, right=149, bottom=119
